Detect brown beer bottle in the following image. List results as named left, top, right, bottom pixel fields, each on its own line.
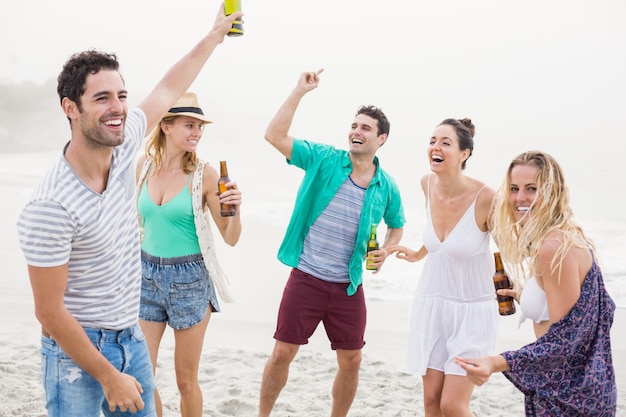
left=493, top=252, right=516, bottom=315
left=218, top=160, right=236, bottom=217
left=366, top=224, right=379, bottom=271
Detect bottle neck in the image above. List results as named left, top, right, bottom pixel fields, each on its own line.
left=494, top=252, right=504, bottom=272
left=219, top=161, right=228, bottom=177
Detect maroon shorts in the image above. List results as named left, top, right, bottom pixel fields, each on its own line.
left=274, top=268, right=366, bottom=350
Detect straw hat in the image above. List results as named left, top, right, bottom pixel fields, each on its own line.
left=164, top=92, right=212, bottom=124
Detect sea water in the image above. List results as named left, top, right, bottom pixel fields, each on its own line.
left=3, top=146, right=625, bottom=310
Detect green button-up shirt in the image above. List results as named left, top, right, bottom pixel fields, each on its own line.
left=277, top=139, right=405, bottom=295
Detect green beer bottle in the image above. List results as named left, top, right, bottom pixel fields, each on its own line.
left=224, top=0, right=243, bottom=37
left=366, top=224, right=379, bottom=271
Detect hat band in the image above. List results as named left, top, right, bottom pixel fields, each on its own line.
left=168, top=106, right=205, bottom=116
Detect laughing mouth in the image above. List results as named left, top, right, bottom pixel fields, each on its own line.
left=104, top=119, right=122, bottom=127
left=432, top=156, right=443, bottom=163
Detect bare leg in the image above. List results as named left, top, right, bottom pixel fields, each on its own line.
left=257, top=340, right=299, bottom=417
left=139, top=319, right=167, bottom=417
left=173, top=311, right=211, bottom=417
left=422, top=368, right=445, bottom=417
left=330, top=349, right=361, bottom=417
left=439, top=374, right=475, bottom=417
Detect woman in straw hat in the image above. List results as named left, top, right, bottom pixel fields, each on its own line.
left=135, top=91, right=242, bottom=417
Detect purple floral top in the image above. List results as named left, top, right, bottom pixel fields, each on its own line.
left=502, top=259, right=616, bottom=416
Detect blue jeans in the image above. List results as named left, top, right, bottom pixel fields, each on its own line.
left=40, top=324, right=156, bottom=417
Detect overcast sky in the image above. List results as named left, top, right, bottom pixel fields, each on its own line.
left=2, top=1, right=623, bottom=130
left=2, top=0, right=625, bottom=215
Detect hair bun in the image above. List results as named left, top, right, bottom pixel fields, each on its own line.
left=459, top=118, right=475, bottom=138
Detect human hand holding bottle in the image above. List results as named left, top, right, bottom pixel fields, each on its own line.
left=493, top=252, right=516, bottom=315
left=496, top=288, right=519, bottom=302
left=365, top=249, right=390, bottom=274
left=217, top=160, right=242, bottom=217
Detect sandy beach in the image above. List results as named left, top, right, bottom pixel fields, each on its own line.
left=1, top=0, right=624, bottom=412
left=1, top=158, right=625, bottom=416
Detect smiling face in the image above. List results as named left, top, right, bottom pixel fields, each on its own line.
left=508, top=163, right=540, bottom=226
left=428, top=124, right=469, bottom=172
left=71, top=69, right=128, bottom=149
left=164, top=116, right=205, bottom=153
left=348, top=113, right=386, bottom=156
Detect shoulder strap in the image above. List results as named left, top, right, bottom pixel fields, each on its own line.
left=473, top=184, right=487, bottom=204
left=426, top=174, right=434, bottom=207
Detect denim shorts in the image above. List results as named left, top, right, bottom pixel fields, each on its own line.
left=139, top=251, right=220, bottom=330
left=40, top=324, right=156, bottom=417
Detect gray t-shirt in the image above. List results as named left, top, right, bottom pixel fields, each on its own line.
left=17, top=108, right=146, bottom=330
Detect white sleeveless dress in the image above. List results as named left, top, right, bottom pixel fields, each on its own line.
left=408, top=181, right=499, bottom=376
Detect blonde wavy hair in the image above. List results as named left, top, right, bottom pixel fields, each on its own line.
left=144, top=116, right=198, bottom=175
left=491, top=150, right=596, bottom=285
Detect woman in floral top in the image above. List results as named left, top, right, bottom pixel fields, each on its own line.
left=456, top=150, right=616, bottom=416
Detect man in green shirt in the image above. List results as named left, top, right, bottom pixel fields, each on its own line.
left=257, top=69, right=405, bottom=417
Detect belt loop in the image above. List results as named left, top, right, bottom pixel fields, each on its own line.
left=124, top=325, right=132, bottom=342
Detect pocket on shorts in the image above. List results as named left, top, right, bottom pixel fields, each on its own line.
left=141, top=268, right=158, bottom=291
left=170, top=278, right=207, bottom=317
left=41, top=337, right=85, bottom=383
left=141, top=268, right=159, bottom=305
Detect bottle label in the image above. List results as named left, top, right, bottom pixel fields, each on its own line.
left=224, top=0, right=243, bottom=36
left=366, top=244, right=378, bottom=270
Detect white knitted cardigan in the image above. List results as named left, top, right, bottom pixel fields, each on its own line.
left=136, top=158, right=234, bottom=303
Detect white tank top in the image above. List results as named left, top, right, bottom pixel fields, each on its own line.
left=519, top=276, right=550, bottom=323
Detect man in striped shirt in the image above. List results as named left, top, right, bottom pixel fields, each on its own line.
left=15, top=7, right=243, bottom=417
left=258, top=69, right=405, bottom=417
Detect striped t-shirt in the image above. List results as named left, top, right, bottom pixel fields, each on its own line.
left=298, top=177, right=365, bottom=282
left=16, top=108, right=146, bottom=330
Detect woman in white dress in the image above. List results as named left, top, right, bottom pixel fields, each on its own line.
left=389, top=118, right=499, bottom=417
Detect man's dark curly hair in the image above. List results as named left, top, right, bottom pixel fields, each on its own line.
left=355, top=105, right=390, bottom=137
left=56, top=50, right=122, bottom=119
